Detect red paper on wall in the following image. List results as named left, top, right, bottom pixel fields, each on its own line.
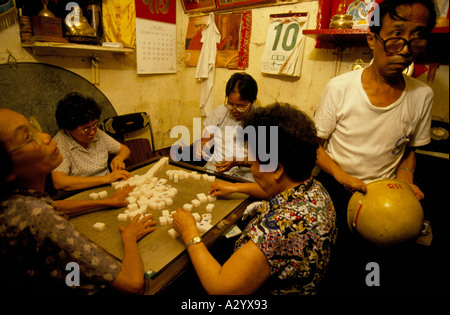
left=135, top=0, right=176, bottom=24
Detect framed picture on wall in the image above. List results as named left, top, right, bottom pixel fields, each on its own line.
left=181, top=0, right=217, bottom=13
left=184, top=11, right=252, bottom=70
left=215, top=0, right=274, bottom=10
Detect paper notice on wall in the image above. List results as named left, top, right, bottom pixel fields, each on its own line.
left=261, top=14, right=308, bottom=77
left=136, top=17, right=176, bottom=74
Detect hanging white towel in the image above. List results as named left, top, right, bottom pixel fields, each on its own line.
left=195, top=13, right=221, bottom=117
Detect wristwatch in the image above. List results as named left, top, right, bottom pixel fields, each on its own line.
left=186, top=236, right=202, bottom=249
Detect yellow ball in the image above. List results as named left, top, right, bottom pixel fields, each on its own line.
left=347, top=179, right=423, bottom=247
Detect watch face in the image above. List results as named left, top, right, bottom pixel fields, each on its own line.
left=193, top=236, right=201, bottom=243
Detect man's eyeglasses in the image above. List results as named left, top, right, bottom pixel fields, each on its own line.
left=374, top=33, right=428, bottom=55
left=79, top=121, right=99, bottom=136
left=8, top=117, right=42, bottom=154
left=224, top=98, right=252, bottom=113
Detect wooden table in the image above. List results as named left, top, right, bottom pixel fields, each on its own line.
left=66, top=157, right=253, bottom=294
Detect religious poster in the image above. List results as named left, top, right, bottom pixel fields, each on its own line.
left=435, top=0, right=449, bottom=27
left=261, top=13, right=308, bottom=77
left=331, top=0, right=377, bottom=28
left=184, top=11, right=251, bottom=70
left=135, top=0, right=177, bottom=74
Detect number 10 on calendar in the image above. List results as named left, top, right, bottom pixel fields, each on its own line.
left=261, top=14, right=308, bottom=76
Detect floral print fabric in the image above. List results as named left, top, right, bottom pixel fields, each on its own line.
left=234, top=176, right=337, bottom=295
left=0, top=189, right=121, bottom=294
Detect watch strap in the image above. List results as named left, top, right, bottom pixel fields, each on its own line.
left=186, top=236, right=202, bottom=249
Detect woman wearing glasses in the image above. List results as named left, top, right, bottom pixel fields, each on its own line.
left=51, top=92, right=131, bottom=191
left=0, top=108, right=157, bottom=294
left=200, top=72, right=258, bottom=181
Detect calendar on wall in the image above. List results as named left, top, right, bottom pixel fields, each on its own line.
left=136, top=18, right=176, bottom=74
left=261, top=13, right=308, bottom=77
left=135, top=0, right=177, bottom=74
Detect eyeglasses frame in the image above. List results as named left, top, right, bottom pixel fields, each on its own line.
left=8, top=117, right=43, bottom=154
left=224, top=97, right=252, bottom=113
left=373, top=33, right=428, bottom=55
left=79, top=121, right=100, bottom=136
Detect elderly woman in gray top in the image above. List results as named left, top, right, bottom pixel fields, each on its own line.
left=0, top=108, right=156, bottom=294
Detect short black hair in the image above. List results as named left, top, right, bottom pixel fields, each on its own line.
left=242, top=102, right=319, bottom=182
left=0, top=141, right=13, bottom=199
left=55, top=92, right=101, bottom=131
left=225, top=72, right=258, bottom=103
left=369, top=0, right=437, bottom=34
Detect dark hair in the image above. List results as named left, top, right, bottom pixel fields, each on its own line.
left=369, top=0, right=437, bottom=34
left=0, top=141, right=13, bottom=199
left=225, top=73, right=258, bottom=103
left=55, top=92, right=101, bottom=131
left=242, top=102, right=319, bottom=182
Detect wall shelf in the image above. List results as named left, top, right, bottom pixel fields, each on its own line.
left=431, top=26, right=450, bottom=33
left=303, top=28, right=368, bottom=45
left=303, top=26, right=449, bottom=49
left=302, top=28, right=369, bottom=48
left=22, top=41, right=134, bottom=57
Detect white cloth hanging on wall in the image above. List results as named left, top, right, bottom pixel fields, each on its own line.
left=195, top=12, right=221, bottom=117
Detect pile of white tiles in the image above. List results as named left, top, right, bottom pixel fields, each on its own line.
left=91, top=157, right=218, bottom=240
left=165, top=169, right=215, bottom=183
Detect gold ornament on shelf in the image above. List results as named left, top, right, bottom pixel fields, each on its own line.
left=38, top=0, right=55, bottom=18
left=64, top=4, right=96, bottom=36
left=329, top=14, right=354, bottom=29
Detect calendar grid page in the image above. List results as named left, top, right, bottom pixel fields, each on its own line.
left=136, top=18, right=177, bottom=74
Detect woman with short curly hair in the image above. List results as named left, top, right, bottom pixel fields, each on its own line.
left=173, top=103, right=336, bottom=295
left=51, top=92, right=131, bottom=191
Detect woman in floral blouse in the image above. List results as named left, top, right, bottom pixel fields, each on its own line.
left=173, top=103, right=336, bottom=295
